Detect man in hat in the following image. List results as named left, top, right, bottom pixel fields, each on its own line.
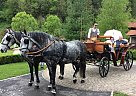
left=87, top=23, right=100, bottom=42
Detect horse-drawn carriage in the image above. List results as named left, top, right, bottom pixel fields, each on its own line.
left=0, top=28, right=134, bottom=95
left=84, top=35, right=133, bottom=77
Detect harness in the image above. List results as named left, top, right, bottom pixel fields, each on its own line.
left=25, top=40, right=55, bottom=56
left=1, top=32, right=20, bottom=49
left=23, top=39, right=67, bottom=63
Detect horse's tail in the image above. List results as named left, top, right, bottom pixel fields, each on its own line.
left=79, top=42, right=87, bottom=78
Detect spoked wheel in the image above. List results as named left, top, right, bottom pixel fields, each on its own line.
left=99, top=57, right=110, bottom=77
left=123, top=51, right=133, bottom=71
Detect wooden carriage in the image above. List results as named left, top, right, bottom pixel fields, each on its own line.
left=84, top=35, right=133, bottom=77
left=84, top=36, right=112, bottom=53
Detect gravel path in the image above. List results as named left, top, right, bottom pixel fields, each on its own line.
left=43, top=61, right=136, bottom=96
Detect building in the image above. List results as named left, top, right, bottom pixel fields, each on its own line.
left=127, top=22, right=136, bottom=49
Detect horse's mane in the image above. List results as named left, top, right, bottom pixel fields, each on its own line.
left=28, top=32, right=59, bottom=47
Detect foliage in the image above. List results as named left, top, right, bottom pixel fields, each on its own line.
left=130, top=49, right=136, bottom=59
left=129, top=0, right=136, bottom=19
left=97, top=0, right=131, bottom=37
left=0, top=55, right=24, bottom=65
left=42, top=15, right=62, bottom=37
left=64, top=0, right=93, bottom=40
left=11, top=12, right=38, bottom=31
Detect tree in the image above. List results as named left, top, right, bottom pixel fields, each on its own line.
left=42, top=15, right=62, bottom=37
left=129, top=0, right=136, bottom=19
left=97, top=0, right=131, bottom=37
left=64, top=0, right=93, bottom=40
left=11, top=12, right=38, bottom=31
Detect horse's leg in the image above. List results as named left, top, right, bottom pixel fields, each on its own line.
left=72, top=62, right=79, bottom=84
left=45, top=62, right=53, bottom=91
left=34, top=62, right=40, bottom=89
left=50, top=63, right=57, bottom=94
left=58, top=61, right=65, bottom=80
left=28, top=62, right=34, bottom=86
left=79, top=60, right=86, bottom=83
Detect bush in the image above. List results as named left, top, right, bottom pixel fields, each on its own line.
left=130, top=49, right=136, bottom=60
left=0, top=55, right=24, bottom=65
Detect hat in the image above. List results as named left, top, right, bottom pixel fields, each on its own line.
left=94, top=23, right=98, bottom=26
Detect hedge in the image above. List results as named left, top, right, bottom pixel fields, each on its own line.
left=0, top=55, right=24, bottom=65
left=130, top=49, right=136, bottom=60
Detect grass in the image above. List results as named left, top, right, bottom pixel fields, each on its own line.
left=0, top=61, right=46, bottom=80
left=113, top=91, right=128, bottom=96
left=0, top=50, right=14, bottom=57
left=0, top=62, right=29, bottom=80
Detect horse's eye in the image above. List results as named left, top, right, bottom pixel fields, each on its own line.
left=6, top=36, right=11, bottom=41
left=24, top=39, right=29, bottom=44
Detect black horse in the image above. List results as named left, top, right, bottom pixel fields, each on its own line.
left=20, top=31, right=87, bottom=94
left=0, top=29, right=44, bottom=88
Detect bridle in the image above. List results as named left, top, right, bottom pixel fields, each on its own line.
left=1, top=31, right=20, bottom=49
left=20, top=34, right=55, bottom=55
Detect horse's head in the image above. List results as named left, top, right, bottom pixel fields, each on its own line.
left=20, top=32, right=41, bottom=54
left=0, top=29, right=17, bottom=53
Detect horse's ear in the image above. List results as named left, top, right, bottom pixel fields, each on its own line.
left=9, top=29, right=13, bottom=33
left=6, top=29, right=10, bottom=33
left=24, top=29, right=27, bottom=35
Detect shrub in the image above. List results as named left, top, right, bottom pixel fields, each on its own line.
left=129, top=49, right=136, bottom=60
left=0, top=55, right=24, bottom=65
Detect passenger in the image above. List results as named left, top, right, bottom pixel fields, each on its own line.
left=115, top=36, right=128, bottom=51
left=87, top=23, right=100, bottom=42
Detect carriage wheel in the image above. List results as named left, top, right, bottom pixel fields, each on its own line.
left=99, top=57, right=110, bottom=77
left=123, top=51, right=133, bottom=71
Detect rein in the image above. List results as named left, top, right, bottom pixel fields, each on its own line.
left=13, top=35, right=20, bottom=45
left=26, top=40, right=55, bottom=55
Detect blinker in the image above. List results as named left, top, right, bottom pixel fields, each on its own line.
left=24, top=39, right=29, bottom=44
left=6, top=36, right=11, bottom=41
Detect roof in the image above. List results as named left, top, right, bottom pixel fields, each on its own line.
left=126, top=30, right=136, bottom=36
left=128, top=22, right=136, bottom=28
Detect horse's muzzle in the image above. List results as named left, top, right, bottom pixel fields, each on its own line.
left=1, top=49, right=7, bottom=53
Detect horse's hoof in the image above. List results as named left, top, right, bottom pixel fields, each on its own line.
left=58, top=76, right=64, bottom=80
left=51, top=89, right=56, bottom=95
left=28, top=82, right=33, bottom=86
left=35, top=85, right=39, bottom=89
left=73, top=79, right=77, bottom=84
left=81, top=80, right=85, bottom=83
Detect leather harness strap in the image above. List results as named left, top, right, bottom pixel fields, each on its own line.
left=26, top=40, right=55, bottom=55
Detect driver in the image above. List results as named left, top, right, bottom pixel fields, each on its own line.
left=87, top=23, right=100, bottom=42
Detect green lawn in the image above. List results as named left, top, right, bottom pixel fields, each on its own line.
left=0, top=62, right=29, bottom=80
left=114, top=91, right=128, bottom=96
left=0, top=50, right=14, bottom=57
